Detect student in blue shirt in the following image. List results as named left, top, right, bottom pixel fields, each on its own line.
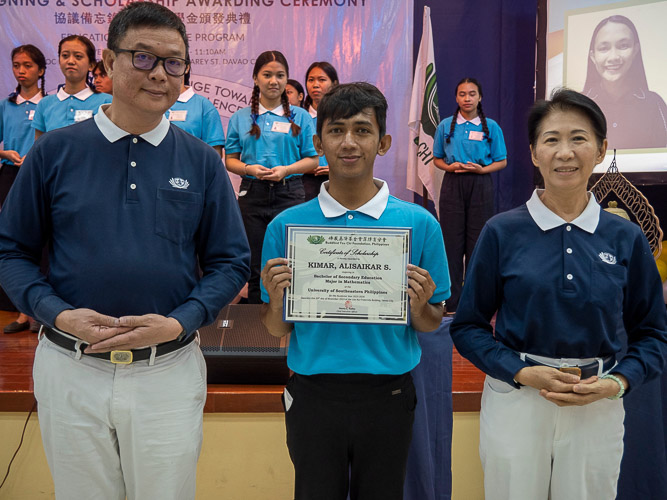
left=261, top=82, right=450, bottom=500
left=0, top=44, right=47, bottom=333
left=450, top=89, right=667, bottom=500
left=433, top=77, right=507, bottom=313
left=166, top=67, right=225, bottom=156
left=32, top=35, right=111, bottom=138
left=225, top=50, right=318, bottom=303
left=302, top=61, right=339, bottom=201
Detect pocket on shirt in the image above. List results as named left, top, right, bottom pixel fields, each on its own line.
left=155, top=188, right=202, bottom=244
left=589, top=260, right=626, bottom=309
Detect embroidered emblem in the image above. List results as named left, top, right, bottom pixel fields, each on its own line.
left=169, top=177, right=189, bottom=189
left=598, top=252, right=617, bottom=265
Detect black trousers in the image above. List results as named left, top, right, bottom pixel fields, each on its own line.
left=302, top=173, right=327, bottom=202
left=238, top=176, right=305, bottom=303
left=439, top=172, right=494, bottom=311
left=284, top=372, right=416, bottom=500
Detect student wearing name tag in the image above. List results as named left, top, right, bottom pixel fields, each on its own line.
left=225, top=50, right=318, bottom=303
left=0, top=44, right=47, bottom=333
left=32, top=35, right=111, bottom=139
left=166, top=67, right=225, bottom=156
left=433, top=77, right=507, bottom=314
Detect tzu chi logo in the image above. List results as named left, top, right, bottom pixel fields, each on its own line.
left=344, top=300, right=352, bottom=309
left=169, top=177, right=190, bottom=189
left=598, top=252, right=617, bottom=265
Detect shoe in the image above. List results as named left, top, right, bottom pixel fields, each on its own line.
left=4, top=320, right=30, bottom=333
left=29, top=320, right=42, bottom=333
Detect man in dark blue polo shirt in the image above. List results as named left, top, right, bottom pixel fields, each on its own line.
left=0, top=4, right=249, bottom=499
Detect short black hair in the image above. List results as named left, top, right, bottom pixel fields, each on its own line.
left=316, top=82, right=387, bottom=138
left=108, top=3, right=188, bottom=59
left=528, top=88, right=607, bottom=147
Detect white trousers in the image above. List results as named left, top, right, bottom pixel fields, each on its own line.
left=480, top=375, right=625, bottom=500
left=33, top=333, right=207, bottom=500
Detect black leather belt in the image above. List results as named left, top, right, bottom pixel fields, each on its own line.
left=523, top=355, right=616, bottom=379
left=44, top=327, right=195, bottom=364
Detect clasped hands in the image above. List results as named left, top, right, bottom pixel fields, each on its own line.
left=450, top=161, right=484, bottom=174
left=514, top=365, right=627, bottom=407
left=54, top=308, right=183, bottom=353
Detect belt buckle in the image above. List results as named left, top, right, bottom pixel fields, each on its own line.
left=110, top=350, right=133, bottom=364
left=559, top=363, right=581, bottom=377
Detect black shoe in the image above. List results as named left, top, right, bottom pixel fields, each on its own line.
left=4, top=320, right=30, bottom=333
left=29, top=320, right=42, bottom=333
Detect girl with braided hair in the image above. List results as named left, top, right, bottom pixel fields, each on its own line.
left=32, top=35, right=111, bottom=139
left=225, top=50, right=318, bottom=303
left=433, top=77, right=507, bottom=313
left=0, top=44, right=47, bottom=332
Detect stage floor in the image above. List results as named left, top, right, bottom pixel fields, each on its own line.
left=0, top=310, right=484, bottom=413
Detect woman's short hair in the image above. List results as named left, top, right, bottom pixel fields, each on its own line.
left=528, top=88, right=607, bottom=147
left=582, top=15, right=648, bottom=94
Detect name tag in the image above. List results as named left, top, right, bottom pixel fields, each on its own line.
left=74, top=109, right=93, bottom=122
left=271, top=121, right=291, bottom=134
left=28, top=109, right=35, bottom=121
left=168, top=110, right=188, bottom=121
left=468, top=131, right=484, bottom=141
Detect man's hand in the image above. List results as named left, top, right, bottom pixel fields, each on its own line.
left=260, top=258, right=293, bottom=337
left=54, top=308, right=131, bottom=345
left=514, top=365, right=581, bottom=394
left=407, top=264, right=442, bottom=332
left=85, top=314, right=183, bottom=353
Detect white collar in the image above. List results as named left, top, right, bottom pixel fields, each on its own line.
left=57, top=86, right=94, bottom=102
left=308, top=105, right=317, bottom=118
left=16, top=93, right=43, bottom=105
left=456, top=112, right=481, bottom=125
left=258, top=103, right=285, bottom=116
left=94, top=104, right=170, bottom=147
left=177, top=86, right=195, bottom=103
left=318, top=178, right=389, bottom=219
left=526, top=189, right=600, bottom=233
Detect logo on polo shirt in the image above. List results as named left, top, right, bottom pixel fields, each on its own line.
left=169, top=177, right=190, bottom=189
left=598, top=252, right=617, bottom=265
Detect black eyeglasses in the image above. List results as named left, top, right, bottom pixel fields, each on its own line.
left=115, top=49, right=189, bottom=77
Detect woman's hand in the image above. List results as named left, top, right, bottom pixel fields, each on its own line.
left=459, top=161, right=484, bottom=174
left=313, top=165, right=329, bottom=176
left=0, top=150, right=24, bottom=166
left=246, top=164, right=272, bottom=178
left=540, top=374, right=628, bottom=407
left=259, top=165, right=289, bottom=182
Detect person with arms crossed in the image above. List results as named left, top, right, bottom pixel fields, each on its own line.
left=0, top=3, right=250, bottom=499
left=450, top=89, right=667, bottom=500
left=261, top=82, right=450, bottom=500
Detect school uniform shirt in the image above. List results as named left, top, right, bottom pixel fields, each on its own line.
left=433, top=113, right=507, bottom=165
left=260, top=179, right=451, bottom=375
left=0, top=104, right=250, bottom=335
left=32, top=87, right=112, bottom=133
left=225, top=103, right=316, bottom=178
left=0, top=93, right=42, bottom=166
left=450, top=190, right=667, bottom=393
left=166, top=87, right=225, bottom=148
left=585, top=85, right=667, bottom=149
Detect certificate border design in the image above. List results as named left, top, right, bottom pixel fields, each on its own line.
left=283, top=225, right=412, bottom=325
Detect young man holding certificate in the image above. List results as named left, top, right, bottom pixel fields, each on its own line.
left=260, top=82, right=451, bottom=500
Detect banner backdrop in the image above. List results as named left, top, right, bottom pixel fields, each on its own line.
left=0, top=0, right=413, bottom=199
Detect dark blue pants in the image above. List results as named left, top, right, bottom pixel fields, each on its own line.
left=439, top=173, right=494, bottom=311
left=302, top=173, right=327, bottom=202
left=238, top=176, right=305, bottom=303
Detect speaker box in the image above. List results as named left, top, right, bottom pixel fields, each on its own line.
left=199, top=304, right=290, bottom=384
